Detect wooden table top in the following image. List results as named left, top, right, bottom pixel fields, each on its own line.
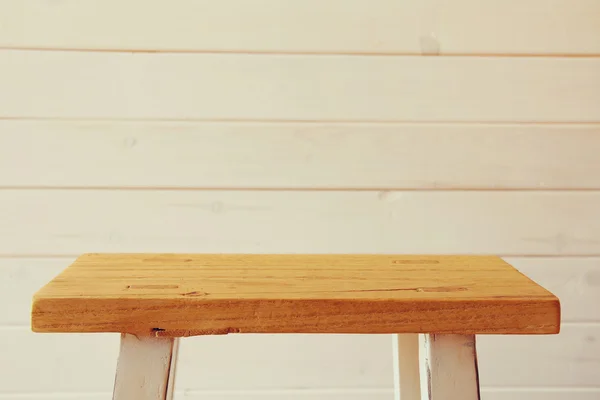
left=32, top=253, right=560, bottom=336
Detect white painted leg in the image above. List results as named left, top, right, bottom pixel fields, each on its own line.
left=419, top=334, right=480, bottom=400
left=393, top=334, right=421, bottom=400
left=113, top=333, right=180, bottom=400
left=165, top=337, right=180, bottom=400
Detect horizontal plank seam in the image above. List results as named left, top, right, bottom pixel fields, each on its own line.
left=4, top=187, right=600, bottom=192
left=2, top=47, right=600, bottom=58
left=2, top=117, right=600, bottom=124
left=5, top=255, right=600, bottom=260
left=3, top=119, right=600, bottom=127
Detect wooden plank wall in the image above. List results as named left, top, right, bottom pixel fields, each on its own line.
left=1, top=1, right=599, bottom=399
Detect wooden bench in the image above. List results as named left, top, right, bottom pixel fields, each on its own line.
left=31, top=254, right=560, bottom=400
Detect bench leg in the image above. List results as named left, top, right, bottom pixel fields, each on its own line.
left=393, top=334, right=421, bottom=400
left=112, top=333, right=180, bottom=400
left=420, top=334, right=481, bottom=400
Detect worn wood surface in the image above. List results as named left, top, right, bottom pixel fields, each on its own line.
left=8, top=257, right=597, bottom=326
left=6, top=1, right=598, bottom=397
left=420, top=334, right=480, bottom=400
left=112, top=334, right=179, bottom=400
left=393, top=334, right=421, bottom=400
left=32, top=254, right=559, bottom=335
left=6, top=257, right=599, bottom=327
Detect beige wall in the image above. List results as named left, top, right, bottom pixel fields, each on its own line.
left=1, top=1, right=599, bottom=399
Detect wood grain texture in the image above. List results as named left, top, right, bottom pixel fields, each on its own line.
left=3, top=1, right=599, bottom=397
left=0, top=258, right=73, bottom=325
left=112, top=334, right=179, bottom=400
left=2, top=121, right=600, bottom=189
left=2, top=51, right=599, bottom=122
left=2, top=190, right=600, bottom=256
left=419, top=335, right=480, bottom=400
left=505, top=258, right=600, bottom=321
left=5, top=325, right=599, bottom=391
left=3, top=257, right=597, bottom=326
left=31, top=254, right=559, bottom=335
left=2, top=0, right=599, bottom=55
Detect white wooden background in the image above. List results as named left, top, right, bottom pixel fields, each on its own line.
left=1, top=1, right=600, bottom=399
